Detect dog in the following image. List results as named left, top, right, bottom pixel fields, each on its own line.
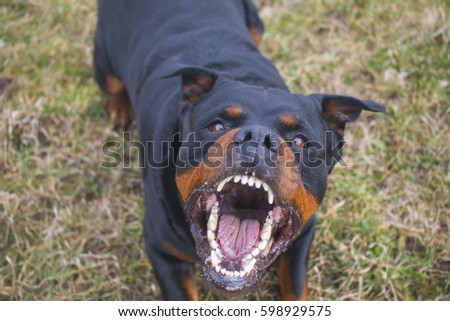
left=94, top=0, right=385, bottom=300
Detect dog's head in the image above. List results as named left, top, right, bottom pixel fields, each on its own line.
left=165, top=66, right=385, bottom=296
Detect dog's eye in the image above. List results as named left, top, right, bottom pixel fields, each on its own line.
left=208, top=121, right=226, bottom=132
left=292, top=135, right=306, bottom=148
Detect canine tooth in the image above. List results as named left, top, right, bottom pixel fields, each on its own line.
left=241, top=175, right=248, bottom=185
left=243, top=259, right=256, bottom=273
left=233, top=175, right=241, bottom=183
left=244, top=253, right=253, bottom=261
left=251, top=248, right=260, bottom=257
left=220, top=268, right=227, bottom=275
left=262, top=182, right=269, bottom=191
left=248, top=177, right=255, bottom=187
left=261, top=238, right=274, bottom=257
left=211, top=250, right=221, bottom=267
left=215, top=265, right=221, bottom=273
left=210, top=240, right=219, bottom=250
left=207, top=230, right=215, bottom=241
left=239, top=271, right=247, bottom=278
left=225, top=176, right=233, bottom=183
left=214, top=201, right=219, bottom=206
left=255, top=179, right=262, bottom=189
left=268, top=190, right=274, bottom=204
left=261, top=224, right=272, bottom=241
left=258, top=240, right=268, bottom=250
left=217, top=179, right=227, bottom=192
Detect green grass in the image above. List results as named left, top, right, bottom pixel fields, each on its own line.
left=0, top=0, right=448, bottom=300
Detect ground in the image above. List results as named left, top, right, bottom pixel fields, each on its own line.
left=0, top=0, right=449, bottom=300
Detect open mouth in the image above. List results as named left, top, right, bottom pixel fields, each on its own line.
left=187, top=173, right=300, bottom=294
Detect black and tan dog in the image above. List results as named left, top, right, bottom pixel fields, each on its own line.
left=94, top=0, right=385, bottom=300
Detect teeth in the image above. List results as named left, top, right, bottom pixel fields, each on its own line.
left=210, top=240, right=219, bottom=250
left=217, top=179, right=227, bottom=192
left=216, top=175, right=275, bottom=206
left=211, top=250, right=221, bottom=267
left=261, top=238, right=274, bottom=257
left=215, top=248, right=223, bottom=258
left=266, top=211, right=273, bottom=224
left=244, top=253, right=253, bottom=261
left=251, top=248, right=261, bottom=257
left=212, top=263, right=248, bottom=279
left=258, top=240, right=268, bottom=250
left=207, top=211, right=218, bottom=232
left=243, top=259, right=256, bottom=273
left=261, top=226, right=271, bottom=241
left=268, top=190, right=274, bottom=204
left=207, top=230, right=215, bottom=242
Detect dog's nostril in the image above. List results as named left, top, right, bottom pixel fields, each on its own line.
left=263, top=134, right=273, bottom=150
left=244, top=131, right=252, bottom=143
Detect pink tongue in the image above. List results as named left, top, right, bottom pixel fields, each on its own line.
left=217, top=214, right=260, bottom=259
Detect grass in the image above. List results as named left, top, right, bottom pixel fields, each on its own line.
left=0, top=0, right=448, bottom=300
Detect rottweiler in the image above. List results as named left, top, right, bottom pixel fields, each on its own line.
left=94, top=0, right=385, bottom=300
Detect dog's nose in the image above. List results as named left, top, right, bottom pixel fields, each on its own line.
left=234, top=125, right=279, bottom=152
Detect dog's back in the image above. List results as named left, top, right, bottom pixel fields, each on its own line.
left=94, top=0, right=280, bottom=112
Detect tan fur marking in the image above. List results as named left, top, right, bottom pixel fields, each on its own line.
left=277, top=139, right=319, bottom=225
left=105, top=75, right=134, bottom=129
left=224, top=106, right=243, bottom=118
left=249, top=26, right=263, bottom=47
left=180, top=274, right=199, bottom=301
left=278, top=253, right=308, bottom=301
left=161, top=241, right=195, bottom=263
left=280, top=114, right=298, bottom=127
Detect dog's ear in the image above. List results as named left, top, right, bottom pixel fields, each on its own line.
left=312, top=94, right=386, bottom=136
left=162, top=66, right=218, bottom=103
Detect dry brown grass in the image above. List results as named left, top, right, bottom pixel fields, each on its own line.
left=1, top=0, right=448, bottom=300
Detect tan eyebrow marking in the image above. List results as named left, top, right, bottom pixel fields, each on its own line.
left=280, top=114, right=298, bottom=127
left=224, top=106, right=243, bottom=118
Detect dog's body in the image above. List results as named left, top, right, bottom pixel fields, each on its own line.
left=94, top=0, right=385, bottom=300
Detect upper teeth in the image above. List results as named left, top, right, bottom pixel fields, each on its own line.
left=217, top=176, right=233, bottom=192
left=216, top=175, right=275, bottom=205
